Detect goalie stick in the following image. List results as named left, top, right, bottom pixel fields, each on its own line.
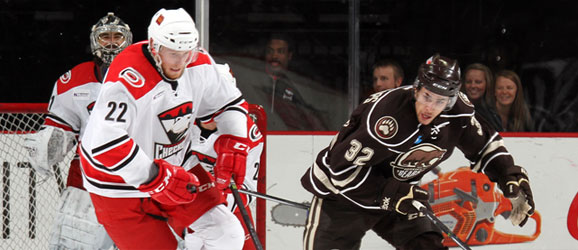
left=230, top=181, right=264, bottom=250
left=412, top=201, right=472, bottom=250
left=238, top=189, right=310, bottom=210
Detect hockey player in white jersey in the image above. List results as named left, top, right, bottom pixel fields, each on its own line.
left=188, top=113, right=264, bottom=250
left=79, top=8, right=248, bottom=250
left=23, top=12, right=132, bottom=250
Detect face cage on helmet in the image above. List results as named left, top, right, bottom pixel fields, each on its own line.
left=90, top=25, right=132, bottom=65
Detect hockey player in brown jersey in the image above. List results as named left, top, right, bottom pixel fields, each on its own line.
left=301, top=54, right=535, bottom=250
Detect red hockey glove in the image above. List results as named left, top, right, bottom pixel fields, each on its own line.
left=138, top=159, right=200, bottom=206
left=378, top=178, right=429, bottom=215
left=213, top=135, right=249, bottom=191
left=497, top=165, right=535, bottom=227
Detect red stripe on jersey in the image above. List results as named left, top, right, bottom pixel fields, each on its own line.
left=105, top=42, right=163, bottom=100
left=56, top=61, right=99, bottom=95
left=93, top=139, right=135, bottom=167
left=80, top=150, right=128, bottom=183
left=44, top=117, right=74, bottom=132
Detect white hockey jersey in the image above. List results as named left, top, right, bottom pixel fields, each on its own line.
left=79, top=42, right=249, bottom=198
left=187, top=117, right=264, bottom=210
left=44, top=61, right=102, bottom=137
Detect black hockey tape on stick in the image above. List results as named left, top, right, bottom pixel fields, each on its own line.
left=231, top=180, right=264, bottom=250
left=412, top=201, right=472, bottom=250
left=238, top=189, right=310, bottom=210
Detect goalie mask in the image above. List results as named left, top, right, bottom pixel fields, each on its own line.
left=90, top=12, right=132, bottom=67
left=413, top=54, right=461, bottom=110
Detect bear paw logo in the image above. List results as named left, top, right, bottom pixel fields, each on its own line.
left=374, top=116, right=398, bottom=140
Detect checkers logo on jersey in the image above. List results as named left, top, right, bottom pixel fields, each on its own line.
left=119, top=67, right=145, bottom=88
left=59, top=70, right=71, bottom=84
left=390, top=143, right=447, bottom=180
left=374, top=116, right=398, bottom=140
left=155, top=102, right=193, bottom=159
left=249, top=124, right=262, bottom=142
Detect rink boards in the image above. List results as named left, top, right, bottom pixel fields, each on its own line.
left=265, top=134, right=578, bottom=250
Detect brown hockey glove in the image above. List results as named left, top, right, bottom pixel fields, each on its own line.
left=498, top=165, right=535, bottom=227
left=138, top=159, right=200, bottom=206
left=378, top=178, right=429, bottom=215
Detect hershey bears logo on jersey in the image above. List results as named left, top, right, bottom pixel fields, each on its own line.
left=155, top=102, right=193, bottom=159
left=374, top=116, right=398, bottom=140
left=390, top=143, right=447, bottom=180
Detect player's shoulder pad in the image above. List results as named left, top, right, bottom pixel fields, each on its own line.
left=186, top=48, right=213, bottom=68
left=442, top=91, right=475, bottom=119
left=366, top=86, right=416, bottom=143
left=367, top=86, right=412, bottom=115
left=104, top=42, right=163, bottom=100
left=56, top=61, right=98, bottom=95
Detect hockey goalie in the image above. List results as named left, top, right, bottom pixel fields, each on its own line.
left=23, top=12, right=132, bottom=250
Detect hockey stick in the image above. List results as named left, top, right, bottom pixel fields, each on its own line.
left=412, top=201, right=472, bottom=250
left=230, top=181, right=264, bottom=250
left=238, top=189, right=310, bottom=210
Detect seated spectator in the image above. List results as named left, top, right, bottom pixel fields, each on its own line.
left=219, top=33, right=348, bottom=131
left=493, top=70, right=534, bottom=131
left=462, top=63, right=503, bottom=131
left=372, top=59, right=404, bottom=92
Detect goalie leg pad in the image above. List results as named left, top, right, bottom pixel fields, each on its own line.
left=49, top=187, right=114, bottom=250
left=184, top=204, right=245, bottom=250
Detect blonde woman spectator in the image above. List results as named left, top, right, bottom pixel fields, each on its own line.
left=463, top=63, right=503, bottom=131
left=493, top=70, right=533, bottom=131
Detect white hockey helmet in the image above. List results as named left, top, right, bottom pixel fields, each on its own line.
left=148, top=8, right=199, bottom=53
left=90, top=12, right=132, bottom=66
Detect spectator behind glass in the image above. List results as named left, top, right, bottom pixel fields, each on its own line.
left=372, top=59, right=404, bottom=92
left=493, top=70, right=533, bottom=131
left=226, top=33, right=348, bottom=131
left=462, top=63, right=503, bottom=131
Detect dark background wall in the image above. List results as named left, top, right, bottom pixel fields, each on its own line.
left=1, top=0, right=578, bottom=131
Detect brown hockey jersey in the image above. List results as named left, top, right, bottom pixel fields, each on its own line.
left=301, top=86, right=516, bottom=210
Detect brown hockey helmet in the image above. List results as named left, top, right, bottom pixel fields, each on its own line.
left=414, top=54, right=461, bottom=98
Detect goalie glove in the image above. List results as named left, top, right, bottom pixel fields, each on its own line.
left=378, top=178, right=429, bottom=215
left=138, top=159, right=200, bottom=206
left=23, top=126, right=76, bottom=177
left=497, top=165, right=535, bottom=227
left=213, top=135, right=249, bottom=191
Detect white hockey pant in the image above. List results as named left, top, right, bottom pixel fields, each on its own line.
left=184, top=204, right=244, bottom=250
